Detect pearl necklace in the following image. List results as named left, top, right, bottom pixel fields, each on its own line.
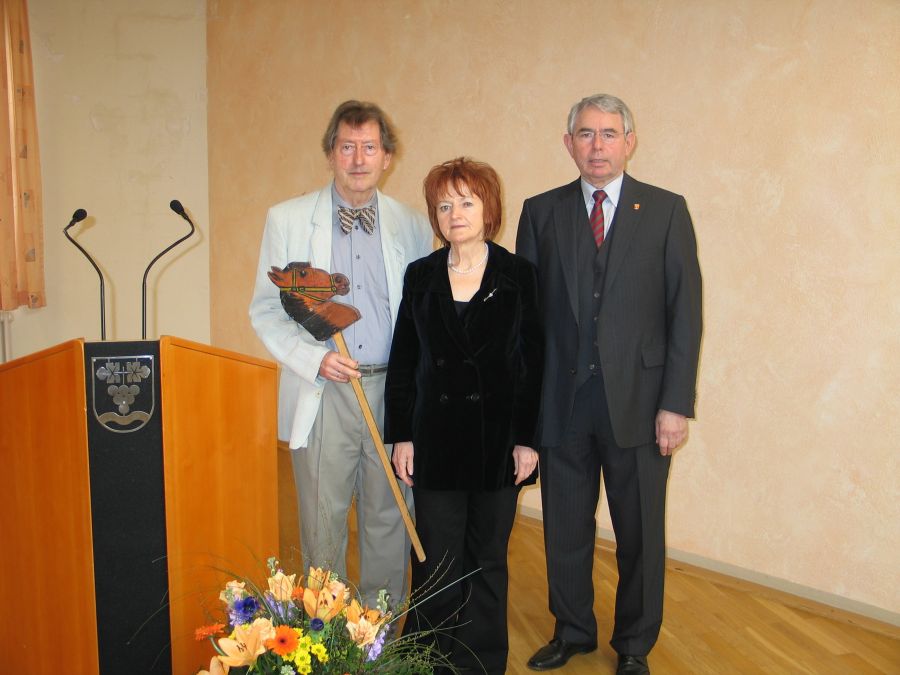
left=448, top=243, right=489, bottom=275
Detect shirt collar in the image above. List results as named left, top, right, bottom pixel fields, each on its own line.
left=580, top=173, right=624, bottom=209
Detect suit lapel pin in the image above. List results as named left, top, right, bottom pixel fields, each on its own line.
left=633, top=203, right=641, bottom=210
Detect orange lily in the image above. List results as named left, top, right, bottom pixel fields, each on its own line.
left=344, top=599, right=388, bottom=647
left=216, top=618, right=274, bottom=668
left=267, top=570, right=296, bottom=602
left=303, top=581, right=346, bottom=622
left=196, top=656, right=229, bottom=675
left=305, top=566, right=328, bottom=592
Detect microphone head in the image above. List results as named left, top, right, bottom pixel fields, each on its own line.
left=169, top=199, right=185, bottom=215
left=72, top=208, right=88, bottom=223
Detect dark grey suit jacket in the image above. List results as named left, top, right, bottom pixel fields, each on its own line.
left=516, top=173, right=702, bottom=449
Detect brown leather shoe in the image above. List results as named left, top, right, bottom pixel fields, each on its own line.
left=526, top=638, right=597, bottom=671
left=616, top=654, right=650, bottom=674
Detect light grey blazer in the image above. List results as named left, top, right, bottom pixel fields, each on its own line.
left=249, top=184, right=432, bottom=448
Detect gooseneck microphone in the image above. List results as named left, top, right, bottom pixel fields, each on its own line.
left=63, top=208, right=107, bottom=340
left=141, top=200, right=196, bottom=339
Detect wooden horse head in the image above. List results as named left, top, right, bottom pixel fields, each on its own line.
left=268, top=262, right=361, bottom=341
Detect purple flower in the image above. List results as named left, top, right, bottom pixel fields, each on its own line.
left=310, top=617, right=324, bottom=632
left=366, top=628, right=387, bottom=661
left=229, top=595, right=260, bottom=625
left=265, top=591, right=297, bottom=623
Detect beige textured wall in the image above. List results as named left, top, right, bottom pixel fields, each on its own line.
left=208, top=0, right=900, bottom=614
left=9, top=0, right=209, bottom=358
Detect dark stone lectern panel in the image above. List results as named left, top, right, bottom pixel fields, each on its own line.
left=84, top=341, right=170, bottom=674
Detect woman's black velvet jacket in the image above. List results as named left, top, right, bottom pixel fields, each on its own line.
left=384, top=241, right=543, bottom=491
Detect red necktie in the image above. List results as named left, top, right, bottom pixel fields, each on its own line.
left=590, top=189, right=607, bottom=248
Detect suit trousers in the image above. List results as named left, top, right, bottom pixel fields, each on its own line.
left=404, top=486, right=520, bottom=674
left=291, top=371, right=412, bottom=606
left=540, top=375, right=670, bottom=656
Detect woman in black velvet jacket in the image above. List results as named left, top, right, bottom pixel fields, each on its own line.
left=384, top=158, right=543, bottom=674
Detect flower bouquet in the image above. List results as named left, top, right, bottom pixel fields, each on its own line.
left=195, top=557, right=451, bottom=674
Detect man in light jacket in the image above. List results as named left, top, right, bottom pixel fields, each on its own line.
left=249, top=100, right=432, bottom=605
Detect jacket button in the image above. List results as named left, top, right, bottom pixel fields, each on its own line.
left=439, top=394, right=449, bottom=404
left=589, top=363, right=596, bottom=370
left=569, top=368, right=576, bottom=375
left=467, top=393, right=480, bottom=403
left=436, top=358, right=445, bottom=367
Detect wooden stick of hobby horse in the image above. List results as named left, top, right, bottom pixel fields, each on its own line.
left=332, top=331, right=426, bottom=562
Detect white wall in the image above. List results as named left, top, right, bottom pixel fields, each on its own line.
left=12, top=0, right=898, bottom=622
left=207, top=0, right=900, bottom=618
left=8, top=0, right=209, bottom=358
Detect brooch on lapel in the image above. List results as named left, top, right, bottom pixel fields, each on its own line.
left=483, top=288, right=497, bottom=303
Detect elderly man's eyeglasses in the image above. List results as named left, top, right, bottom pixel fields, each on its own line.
left=574, top=130, right=628, bottom=145
left=338, top=142, right=381, bottom=156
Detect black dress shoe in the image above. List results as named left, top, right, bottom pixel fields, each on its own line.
left=616, top=654, right=650, bottom=675
left=526, top=638, right=597, bottom=671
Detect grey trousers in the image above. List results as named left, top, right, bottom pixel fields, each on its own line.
left=291, top=371, right=411, bottom=606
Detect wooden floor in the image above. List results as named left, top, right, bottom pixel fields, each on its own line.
left=504, top=517, right=899, bottom=675
left=277, top=451, right=899, bottom=673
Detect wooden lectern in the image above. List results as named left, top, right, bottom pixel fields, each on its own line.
left=0, top=336, right=278, bottom=673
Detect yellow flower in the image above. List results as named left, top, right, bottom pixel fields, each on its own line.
left=311, top=642, right=329, bottom=663
left=267, top=570, right=296, bottom=602
left=293, top=648, right=312, bottom=672
left=344, top=599, right=388, bottom=647
left=216, top=618, right=275, bottom=667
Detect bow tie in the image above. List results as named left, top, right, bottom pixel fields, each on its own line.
left=338, top=205, right=376, bottom=235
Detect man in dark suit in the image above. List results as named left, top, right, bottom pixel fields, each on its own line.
left=516, top=94, right=702, bottom=674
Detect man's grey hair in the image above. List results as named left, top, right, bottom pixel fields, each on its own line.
left=567, top=94, right=635, bottom=136
left=321, top=100, right=398, bottom=156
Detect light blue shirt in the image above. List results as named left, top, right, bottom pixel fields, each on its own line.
left=329, top=184, right=392, bottom=365
left=579, top=173, right=624, bottom=238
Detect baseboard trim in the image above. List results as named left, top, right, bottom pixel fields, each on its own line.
left=517, top=505, right=899, bottom=628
